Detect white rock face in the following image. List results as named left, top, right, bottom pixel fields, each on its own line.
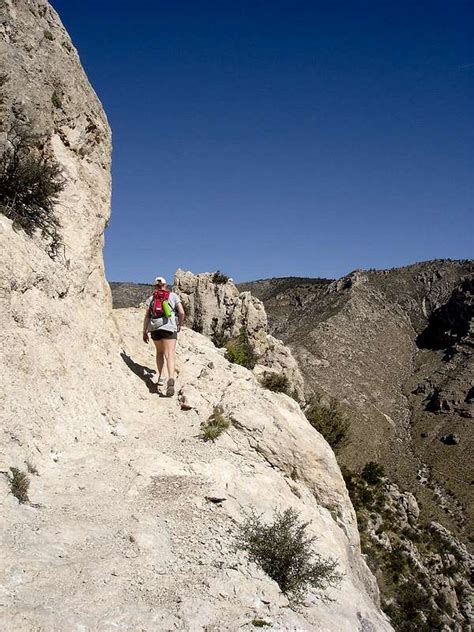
left=0, top=2, right=392, bottom=630
left=174, top=269, right=305, bottom=401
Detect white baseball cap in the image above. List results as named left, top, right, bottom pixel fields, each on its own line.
left=154, top=276, right=167, bottom=285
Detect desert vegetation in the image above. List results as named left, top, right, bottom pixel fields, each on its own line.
left=210, top=328, right=229, bottom=349
left=9, top=467, right=30, bottom=504
left=361, top=461, right=385, bottom=485
left=259, top=372, right=290, bottom=395
left=212, top=270, right=229, bottom=284
left=225, top=328, right=257, bottom=369
left=304, top=397, right=351, bottom=452
left=0, top=121, right=64, bottom=257
left=237, top=507, right=341, bottom=602
left=341, top=465, right=471, bottom=631
left=51, top=90, right=62, bottom=109
left=200, top=406, right=230, bottom=442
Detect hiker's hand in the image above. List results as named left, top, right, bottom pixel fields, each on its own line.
left=143, top=332, right=149, bottom=343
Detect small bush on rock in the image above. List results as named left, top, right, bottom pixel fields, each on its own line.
left=361, top=461, right=385, bottom=485
left=200, top=406, right=230, bottom=442
left=260, top=372, right=290, bottom=394
left=0, top=123, right=64, bottom=257
left=238, top=507, right=341, bottom=602
left=9, top=467, right=30, bottom=503
left=304, top=398, right=350, bottom=452
left=212, top=270, right=229, bottom=284
left=225, top=328, right=257, bottom=369
left=51, top=90, right=62, bottom=109
left=211, top=329, right=229, bottom=349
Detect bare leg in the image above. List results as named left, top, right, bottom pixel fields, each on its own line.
left=153, top=340, right=166, bottom=381
left=162, top=338, right=177, bottom=395
left=162, top=338, right=177, bottom=379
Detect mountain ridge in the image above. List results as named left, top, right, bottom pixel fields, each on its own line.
left=239, top=258, right=474, bottom=548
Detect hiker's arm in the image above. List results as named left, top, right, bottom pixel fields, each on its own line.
left=176, top=303, right=185, bottom=329
left=143, top=307, right=150, bottom=343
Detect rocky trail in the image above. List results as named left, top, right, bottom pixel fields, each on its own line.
left=1, top=307, right=392, bottom=631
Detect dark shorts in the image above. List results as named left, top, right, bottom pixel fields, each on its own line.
left=150, top=329, right=178, bottom=341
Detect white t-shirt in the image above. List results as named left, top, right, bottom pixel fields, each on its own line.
left=146, top=291, right=181, bottom=332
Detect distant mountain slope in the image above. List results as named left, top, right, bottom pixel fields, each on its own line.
left=241, top=260, right=474, bottom=550
left=239, top=276, right=333, bottom=301
left=109, top=281, right=153, bottom=308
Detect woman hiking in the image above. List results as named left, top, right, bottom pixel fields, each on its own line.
left=143, top=276, right=185, bottom=396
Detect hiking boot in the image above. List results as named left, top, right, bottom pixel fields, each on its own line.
left=157, top=377, right=165, bottom=388
left=166, top=378, right=175, bottom=397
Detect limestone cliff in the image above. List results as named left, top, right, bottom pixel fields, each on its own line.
left=174, top=269, right=305, bottom=401
left=1, top=2, right=391, bottom=630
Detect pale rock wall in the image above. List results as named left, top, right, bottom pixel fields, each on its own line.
left=0, top=0, right=122, bottom=462
left=174, top=269, right=305, bottom=400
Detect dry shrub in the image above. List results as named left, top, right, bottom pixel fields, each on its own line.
left=0, top=123, right=64, bottom=257
left=305, top=398, right=350, bottom=452
left=238, top=507, right=341, bottom=602
left=200, top=406, right=230, bottom=442
left=9, top=467, right=30, bottom=503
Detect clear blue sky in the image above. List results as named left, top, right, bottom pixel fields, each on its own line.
left=51, top=0, right=473, bottom=283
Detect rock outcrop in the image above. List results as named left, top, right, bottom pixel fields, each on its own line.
left=174, top=269, right=305, bottom=401
left=0, top=2, right=391, bottom=630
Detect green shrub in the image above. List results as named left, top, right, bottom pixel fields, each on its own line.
left=304, top=398, right=350, bottom=452
left=343, top=465, right=469, bottom=631
left=51, top=90, right=62, bottom=109
left=0, top=123, right=64, bottom=257
left=200, top=406, right=230, bottom=442
left=251, top=620, right=272, bottom=628
left=388, top=546, right=409, bottom=580
left=9, top=467, right=30, bottom=503
left=384, top=582, right=431, bottom=631
left=260, top=372, right=290, bottom=394
left=340, top=465, right=356, bottom=490
left=341, top=466, right=382, bottom=511
left=225, top=328, right=257, bottom=369
left=212, top=270, right=229, bottom=284
left=211, top=329, right=229, bottom=348
left=361, top=461, right=385, bottom=485
left=358, top=485, right=375, bottom=508
left=237, top=507, right=341, bottom=602
left=43, top=29, right=54, bottom=41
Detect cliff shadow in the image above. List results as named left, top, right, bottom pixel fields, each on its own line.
left=120, top=351, right=157, bottom=394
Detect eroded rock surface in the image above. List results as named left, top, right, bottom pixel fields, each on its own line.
left=174, top=269, right=305, bottom=401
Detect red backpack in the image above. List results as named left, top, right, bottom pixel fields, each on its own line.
left=150, top=289, right=171, bottom=318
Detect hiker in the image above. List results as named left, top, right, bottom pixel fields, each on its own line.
left=143, top=276, right=185, bottom=396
